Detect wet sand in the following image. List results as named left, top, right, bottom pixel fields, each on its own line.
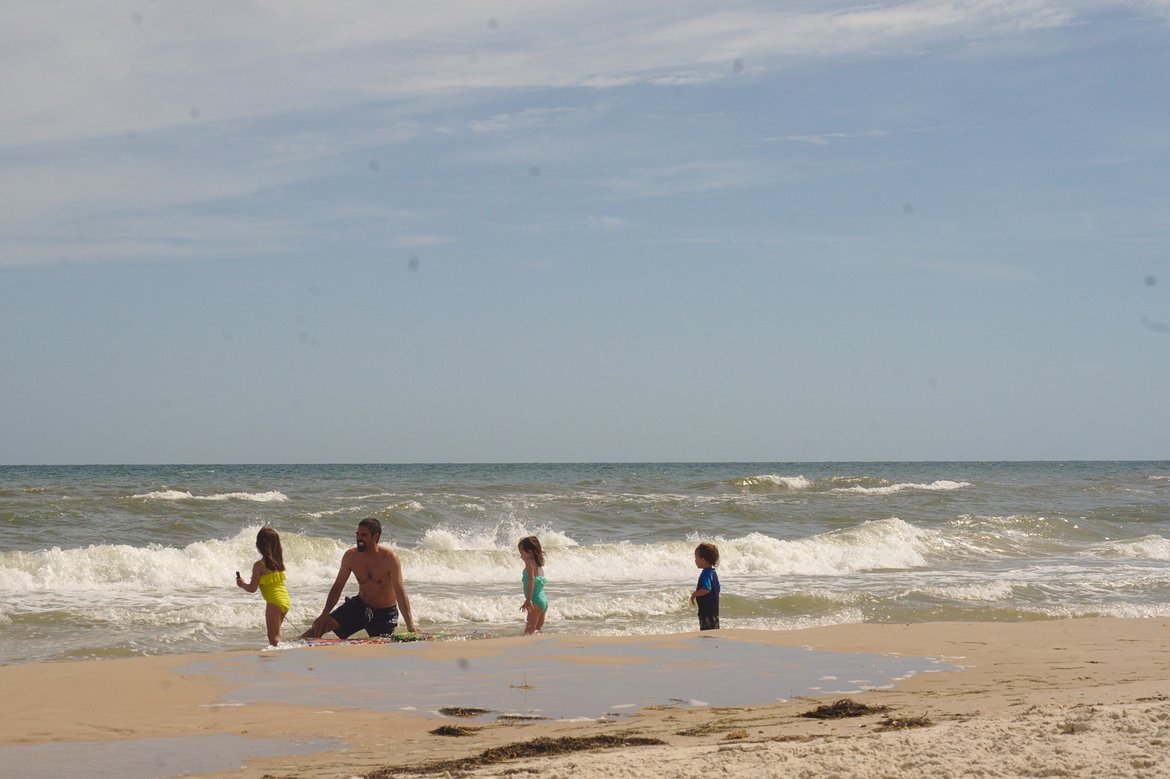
left=3, top=618, right=1169, bottom=778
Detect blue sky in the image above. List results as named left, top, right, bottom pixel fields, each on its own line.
left=2, top=1, right=1169, bottom=464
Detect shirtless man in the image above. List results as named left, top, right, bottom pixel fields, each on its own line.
left=302, top=518, right=417, bottom=639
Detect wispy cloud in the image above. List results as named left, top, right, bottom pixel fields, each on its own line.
left=468, top=107, right=584, bottom=133
left=0, top=0, right=1113, bottom=148
left=0, top=214, right=302, bottom=269
left=771, top=130, right=891, bottom=146
left=1, top=1, right=1164, bottom=268
left=394, top=233, right=454, bottom=247
left=605, top=160, right=784, bottom=199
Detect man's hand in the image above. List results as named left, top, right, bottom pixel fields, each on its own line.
left=301, top=613, right=333, bottom=639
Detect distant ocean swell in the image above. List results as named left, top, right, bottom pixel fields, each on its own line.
left=727, top=475, right=972, bottom=494
left=120, top=475, right=976, bottom=503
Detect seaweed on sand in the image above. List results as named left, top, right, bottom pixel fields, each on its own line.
left=372, top=734, right=667, bottom=776
left=874, top=714, right=933, bottom=731
left=430, top=725, right=482, bottom=737
left=439, top=707, right=492, bottom=718
left=799, top=698, right=891, bottom=719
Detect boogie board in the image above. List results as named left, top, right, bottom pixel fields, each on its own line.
left=302, top=629, right=491, bottom=646
left=303, top=631, right=436, bottom=646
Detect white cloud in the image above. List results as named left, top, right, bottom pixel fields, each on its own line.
left=771, top=131, right=891, bottom=146
left=394, top=233, right=454, bottom=247
left=0, top=215, right=299, bottom=268
left=593, top=215, right=626, bottom=229
left=0, top=0, right=1119, bottom=148
left=605, top=160, right=781, bottom=199
left=468, top=107, right=584, bottom=133
left=2, top=0, right=1165, bottom=268
left=0, top=152, right=278, bottom=227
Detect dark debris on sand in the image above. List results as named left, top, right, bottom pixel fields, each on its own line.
left=430, top=725, right=483, bottom=737
left=800, top=698, right=892, bottom=719
left=496, top=714, right=547, bottom=722
left=439, top=707, right=492, bottom=718
left=875, top=714, right=933, bottom=731
left=370, top=734, right=667, bottom=777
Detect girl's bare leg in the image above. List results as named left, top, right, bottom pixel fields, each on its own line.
left=526, top=606, right=545, bottom=635
left=266, top=603, right=286, bottom=646
left=524, top=605, right=541, bottom=635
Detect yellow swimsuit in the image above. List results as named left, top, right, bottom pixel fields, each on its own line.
left=258, top=570, right=290, bottom=614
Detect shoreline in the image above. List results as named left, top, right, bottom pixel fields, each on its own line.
left=4, top=618, right=1169, bottom=778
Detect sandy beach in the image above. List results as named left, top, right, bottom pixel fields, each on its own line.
left=3, top=618, right=1169, bottom=778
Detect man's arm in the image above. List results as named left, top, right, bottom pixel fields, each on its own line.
left=301, top=554, right=353, bottom=638
left=389, top=551, right=416, bottom=633
left=320, top=557, right=352, bottom=616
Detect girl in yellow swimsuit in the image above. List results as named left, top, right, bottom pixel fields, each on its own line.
left=236, top=527, right=290, bottom=646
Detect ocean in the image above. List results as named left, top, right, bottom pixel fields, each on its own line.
left=2, top=462, right=1169, bottom=666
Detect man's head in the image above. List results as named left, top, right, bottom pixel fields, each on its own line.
left=356, top=517, right=382, bottom=552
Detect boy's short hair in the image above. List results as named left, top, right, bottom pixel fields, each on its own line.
left=695, top=542, right=719, bottom=566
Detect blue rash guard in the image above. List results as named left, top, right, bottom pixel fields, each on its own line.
left=695, top=566, right=720, bottom=630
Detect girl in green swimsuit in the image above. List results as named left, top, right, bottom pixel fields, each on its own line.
left=236, top=527, right=290, bottom=646
left=518, top=535, right=547, bottom=635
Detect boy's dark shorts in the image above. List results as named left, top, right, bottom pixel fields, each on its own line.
left=331, top=595, right=399, bottom=638
left=699, top=614, right=720, bottom=631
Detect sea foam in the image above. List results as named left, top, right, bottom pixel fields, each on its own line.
left=731, top=474, right=812, bottom=490
left=832, top=480, right=972, bottom=495
left=1101, top=534, right=1170, bottom=561
left=130, top=489, right=289, bottom=502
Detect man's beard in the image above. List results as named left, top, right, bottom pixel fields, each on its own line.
left=356, top=540, right=368, bottom=551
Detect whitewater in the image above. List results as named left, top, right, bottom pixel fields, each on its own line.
left=2, top=461, right=1169, bottom=665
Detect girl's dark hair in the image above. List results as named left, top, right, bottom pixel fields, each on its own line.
left=256, top=527, right=285, bottom=572
left=518, top=535, right=545, bottom=567
left=695, top=542, right=719, bottom=567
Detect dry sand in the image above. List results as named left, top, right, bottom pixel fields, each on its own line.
left=3, top=618, right=1169, bottom=778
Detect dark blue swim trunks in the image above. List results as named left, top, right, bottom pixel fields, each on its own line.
left=330, top=595, right=399, bottom=638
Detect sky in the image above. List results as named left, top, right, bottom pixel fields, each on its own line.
left=2, top=1, right=1169, bottom=465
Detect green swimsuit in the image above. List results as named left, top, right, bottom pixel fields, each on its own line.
left=522, top=569, right=548, bottom=612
